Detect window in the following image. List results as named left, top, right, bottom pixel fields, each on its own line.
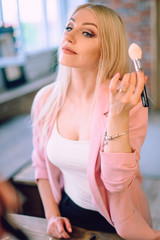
left=0, top=0, right=88, bottom=88
left=2, top=0, right=18, bottom=25
left=46, top=0, right=60, bottom=47
left=66, top=0, right=89, bottom=18
left=19, top=0, right=47, bottom=52
left=0, top=0, right=88, bottom=55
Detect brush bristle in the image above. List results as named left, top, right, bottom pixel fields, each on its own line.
left=128, top=43, right=142, bottom=61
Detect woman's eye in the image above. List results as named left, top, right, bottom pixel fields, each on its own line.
left=65, top=26, right=72, bottom=32
left=83, top=31, right=94, bottom=37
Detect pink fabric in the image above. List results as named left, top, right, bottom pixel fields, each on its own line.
left=32, top=83, right=160, bottom=240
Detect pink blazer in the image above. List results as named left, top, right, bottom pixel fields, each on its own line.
left=32, top=82, right=160, bottom=240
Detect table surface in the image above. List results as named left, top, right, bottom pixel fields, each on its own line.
left=2, top=214, right=123, bottom=240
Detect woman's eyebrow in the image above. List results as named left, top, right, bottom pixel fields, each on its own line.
left=70, top=17, right=97, bottom=28
left=82, top=23, right=97, bottom=28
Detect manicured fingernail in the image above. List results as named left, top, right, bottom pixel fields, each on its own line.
left=114, top=72, right=119, bottom=78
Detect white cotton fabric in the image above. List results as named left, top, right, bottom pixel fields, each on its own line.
left=47, top=120, right=97, bottom=211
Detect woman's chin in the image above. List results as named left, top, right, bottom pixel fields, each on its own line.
left=59, top=60, right=76, bottom=68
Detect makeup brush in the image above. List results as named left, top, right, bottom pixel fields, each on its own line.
left=128, top=43, right=149, bottom=107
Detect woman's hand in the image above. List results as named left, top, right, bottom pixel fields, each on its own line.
left=47, top=216, right=72, bottom=239
left=109, top=71, right=146, bottom=116
left=104, top=71, right=147, bottom=153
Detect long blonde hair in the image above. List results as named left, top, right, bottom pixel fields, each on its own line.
left=32, top=3, right=129, bottom=140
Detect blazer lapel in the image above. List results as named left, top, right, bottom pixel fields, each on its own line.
left=87, top=83, right=113, bottom=224
left=88, top=82, right=110, bottom=168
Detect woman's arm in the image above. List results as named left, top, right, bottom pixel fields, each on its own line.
left=104, top=71, right=145, bottom=153
left=99, top=72, right=160, bottom=240
left=37, top=179, right=61, bottom=220
left=104, top=111, right=131, bottom=153
left=100, top=71, right=148, bottom=193
left=31, top=86, right=72, bottom=239
left=37, top=179, right=72, bottom=239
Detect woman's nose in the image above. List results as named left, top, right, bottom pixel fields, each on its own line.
left=65, top=31, right=76, bottom=44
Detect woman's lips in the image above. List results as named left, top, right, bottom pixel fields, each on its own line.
left=62, top=47, right=77, bottom=55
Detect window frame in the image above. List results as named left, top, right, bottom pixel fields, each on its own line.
left=0, top=0, right=88, bottom=68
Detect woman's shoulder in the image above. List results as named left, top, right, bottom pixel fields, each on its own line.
left=33, top=82, right=56, bottom=109
left=35, top=82, right=56, bottom=101
left=31, top=82, right=57, bottom=118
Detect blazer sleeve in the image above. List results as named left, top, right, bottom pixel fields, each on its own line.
left=31, top=84, right=54, bottom=181
left=100, top=101, right=148, bottom=193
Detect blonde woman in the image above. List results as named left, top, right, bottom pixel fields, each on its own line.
left=32, top=3, right=160, bottom=240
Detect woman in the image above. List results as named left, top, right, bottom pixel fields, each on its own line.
left=32, top=3, right=160, bottom=240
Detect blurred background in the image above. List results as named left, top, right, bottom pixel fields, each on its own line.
left=0, top=0, right=160, bottom=230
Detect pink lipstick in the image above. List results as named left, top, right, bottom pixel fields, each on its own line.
left=62, top=46, right=77, bottom=55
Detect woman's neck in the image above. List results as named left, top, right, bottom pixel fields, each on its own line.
left=68, top=68, right=98, bottom=100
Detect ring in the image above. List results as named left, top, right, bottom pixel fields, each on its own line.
left=119, top=87, right=126, bottom=93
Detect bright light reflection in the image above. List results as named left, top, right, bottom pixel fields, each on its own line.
left=47, top=0, right=57, bottom=22
left=2, top=0, right=18, bottom=25
left=18, top=0, right=43, bottom=23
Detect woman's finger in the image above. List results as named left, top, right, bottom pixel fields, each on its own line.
left=57, top=220, right=70, bottom=238
left=124, top=72, right=136, bottom=96
left=47, top=218, right=61, bottom=238
left=120, top=73, right=130, bottom=92
left=133, top=71, right=145, bottom=100
left=64, top=217, right=72, bottom=233
left=48, top=224, right=61, bottom=239
left=109, top=72, right=120, bottom=94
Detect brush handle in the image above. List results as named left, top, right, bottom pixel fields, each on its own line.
left=133, top=59, right=149, bottom=107
left=141, top=84, right=149, bottom=107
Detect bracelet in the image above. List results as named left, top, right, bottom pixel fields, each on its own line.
left=104, top=131, right=129, bottom=145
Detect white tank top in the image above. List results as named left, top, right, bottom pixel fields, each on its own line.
left=46, top=120, right=97, bottom=211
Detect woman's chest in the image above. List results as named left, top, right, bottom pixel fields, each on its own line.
left=57, top=104, right=94, bottom=141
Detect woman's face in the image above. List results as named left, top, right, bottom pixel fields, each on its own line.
left=59, top=8, right=100, bottom=70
